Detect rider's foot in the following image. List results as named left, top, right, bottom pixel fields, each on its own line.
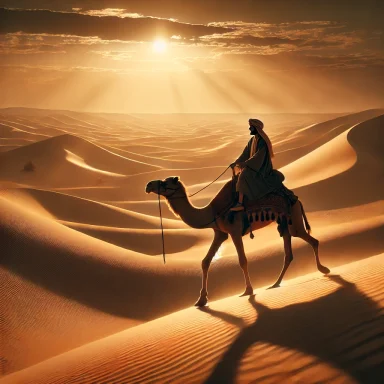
left=230, top=202, right=244, bottom=211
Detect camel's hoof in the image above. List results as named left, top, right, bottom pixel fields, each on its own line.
left=239, top=286, right=254, bottom=297
left=194, top=296, right=208, bottom=307
left=318, top=265, right=331, bottom=275
left=268, top=283, right=280, bottom=290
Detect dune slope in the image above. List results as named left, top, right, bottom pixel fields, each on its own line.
left=3, top=254, right=383, bottom=384
left=0, top=134, right=159, bottom=187
left=0, top=187, right=186, bottom=229
left=293, top=114, right=384, bottom=211
left=272, top=109, right=384, bottom=168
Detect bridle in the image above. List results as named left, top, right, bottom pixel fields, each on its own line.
left=158, top=181, right=184, bottom=199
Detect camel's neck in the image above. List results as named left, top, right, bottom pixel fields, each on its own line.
left=166, top=194, right=215, bottom=229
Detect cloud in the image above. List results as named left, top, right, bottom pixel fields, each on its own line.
left=80, top=8, right=144, bottom=18
left=198, top=20, right=374, bottom=55
left=0, top=33, right=67, bottom=54
left=0, top=63, right=120, bottom=73
left=0, top=1, right=382, bottom=28
left=91, top=50, right=134, bottom=60
left=199, top=33, right=301, bottom=47
left=0, top=8, right=233, bottom=42
left=219, top=51, right=384, bottom=72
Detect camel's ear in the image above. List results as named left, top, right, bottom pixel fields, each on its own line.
left=173, top=177, right=179, bottom=183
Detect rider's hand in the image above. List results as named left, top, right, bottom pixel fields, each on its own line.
left=237, top=162, right=247, bottom=170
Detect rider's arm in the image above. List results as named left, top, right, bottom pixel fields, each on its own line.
left=231, top=140, right=251, bottom=167
left=244, top=139, right=267, bottom=171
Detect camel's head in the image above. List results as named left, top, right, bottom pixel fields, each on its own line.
left=145, top=176, right=182, bottom=197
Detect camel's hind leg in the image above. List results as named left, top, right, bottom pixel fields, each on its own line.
left=298, top=231, right=330, bottom=274
left=230, top=233, right=254, bottom=296
left=290, top=201, right=330, bottom=275
left=270, top=233, right=293, bottom=288
left=195, top=230, right=228, bottom=307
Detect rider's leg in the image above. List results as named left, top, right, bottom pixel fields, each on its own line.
left=231, top=192, right=245, bottom=211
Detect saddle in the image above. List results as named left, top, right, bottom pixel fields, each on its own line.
left=211, top=175, right=298, bottom=238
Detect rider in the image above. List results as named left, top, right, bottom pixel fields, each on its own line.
left=230, top=118, right=284, bottom=211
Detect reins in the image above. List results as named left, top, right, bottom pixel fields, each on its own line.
left=156, top=165, right=232, bottom=264
left=188, top=166, right=231, bottom=197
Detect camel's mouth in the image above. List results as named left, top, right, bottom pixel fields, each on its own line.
left=145, top=181, right=160, bottom=194
left=145, top=182, right=154, bottom=194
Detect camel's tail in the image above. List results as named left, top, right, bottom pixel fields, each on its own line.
left=299, top=200, right=311, bottom=235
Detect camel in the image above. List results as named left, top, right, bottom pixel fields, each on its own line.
left=145, top=176, right=330, bottom=307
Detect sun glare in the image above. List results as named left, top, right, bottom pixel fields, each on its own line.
left=153, top=39, right=167, bottom=53
left=212, top=245, right=223, bottom=263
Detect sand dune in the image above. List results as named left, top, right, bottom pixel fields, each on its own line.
left=0, top=122, right=49, bottom=141
left=280, top=115, right=373, bottom=188
left=116, top=166, right=234, bottom=199
left=103, top=199, right=184, bottom=219
left=0, top=134, right=159, bottom=187
left=1, top=108, right=383, bottom=382
left=0, top=195, right=195, bottom=373
left=272, top=109, right=384, bottom=168
left=281, top=128, right=356, bottom=189
left=3, top=254, right=383, bottom=384
left=0, top=145, right=20, bottom=152
left=292, top=114, right=384, bottom=210
left=0, top=117, right=63, bottom=138
left=0, top=266, right=137, bottom=375
left=97, top=110, right=384, bottom=172
left=0, top=188, right=186, bottom=229
left=1, top=191, right=382, bottom=323
left=0, top=195, right=208, bottom=374
left=61, top=222, right=210, bottom=254
left=0, top=138, right=35, bottom=146
left=98, top=143, right=194, bottom=169
left=41, top=166, right=234, bottom=202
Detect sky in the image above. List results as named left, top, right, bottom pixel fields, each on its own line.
left=0, top=0, right=383, bottom=113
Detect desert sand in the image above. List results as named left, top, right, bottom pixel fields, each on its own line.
left=1, top=108, right=383, bottom=383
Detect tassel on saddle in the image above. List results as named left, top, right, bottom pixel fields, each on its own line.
left=247, top=209, right=293, bottom=240
left=243, top=191, right=295, bottom=239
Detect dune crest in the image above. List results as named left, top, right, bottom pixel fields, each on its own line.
left=281, top=123, right=358, bottom=189
left=0, top=134, right=159, bottom=187
left=64, top=149, right=126, bottom=177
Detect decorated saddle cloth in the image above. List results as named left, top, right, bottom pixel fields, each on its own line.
left=242, top=185, right=298, bottom=237
left=211, top=175, right=298, bottom=237
left=245, top=185, right=298, bottom=225
left=211, top=175, right=298, bottom=219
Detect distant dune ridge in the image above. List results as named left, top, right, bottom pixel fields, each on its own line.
left=0, top=133, right=159, bottom=187
left=0, top=108, right=383, bottom=382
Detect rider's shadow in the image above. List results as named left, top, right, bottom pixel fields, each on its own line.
left=202, top=275, right=383, bottom=384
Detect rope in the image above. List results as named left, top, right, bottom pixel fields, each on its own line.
left=158, top=184, right=166, bottom=264
left=188, top=165, right=231, bottom=197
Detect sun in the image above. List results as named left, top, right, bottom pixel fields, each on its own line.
left=152, top=39, right=167, bottom=53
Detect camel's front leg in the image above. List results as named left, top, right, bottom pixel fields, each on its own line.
left=195, top=230, right=228, bottom=307
left=270, top=233, right=293, bottom=288
left=230, top=233, right=254, bottom=296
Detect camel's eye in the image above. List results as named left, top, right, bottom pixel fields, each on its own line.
left=160, top=181, right=167, bottom=189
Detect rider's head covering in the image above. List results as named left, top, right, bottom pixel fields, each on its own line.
left=249, top=119, right=264, bottom=130
left=249, top=118, right=274, bottom=158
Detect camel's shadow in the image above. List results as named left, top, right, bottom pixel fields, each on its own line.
left=202, top=275, right=384, bottom=384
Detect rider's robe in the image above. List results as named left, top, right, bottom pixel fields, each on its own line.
left=234, top=136, right=283, bottom=201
